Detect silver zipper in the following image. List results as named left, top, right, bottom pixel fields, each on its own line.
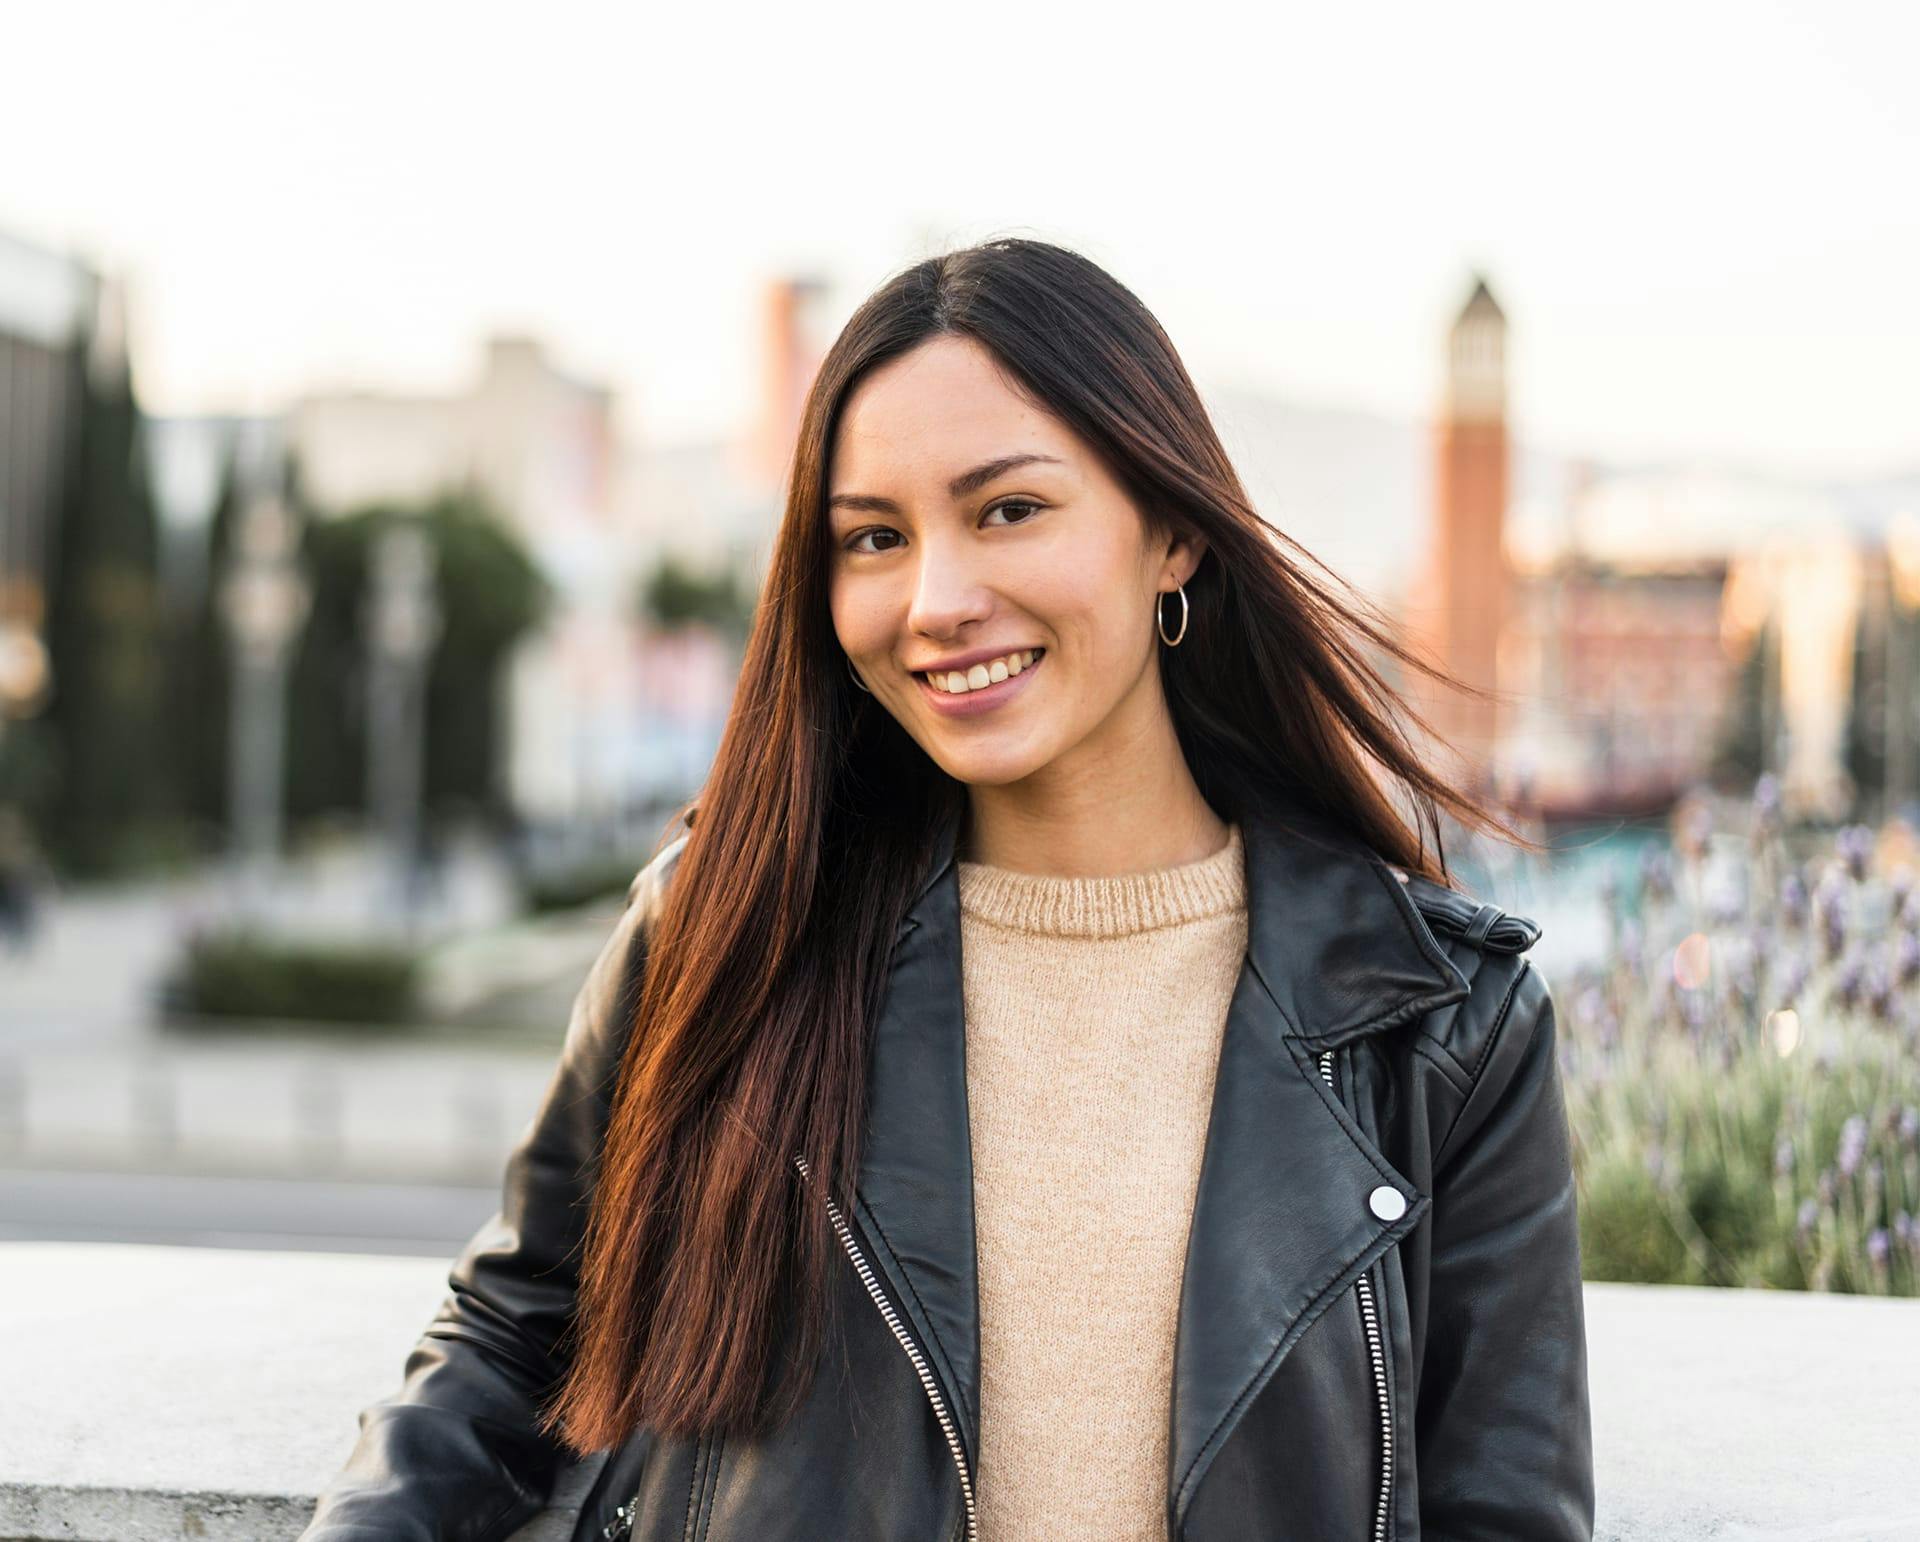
left=1319, top=1048, right=1395, bottom=1542
left=793, top=1151, right=979, bottom=1542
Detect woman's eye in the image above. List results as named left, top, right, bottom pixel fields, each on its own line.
left=842, top=502, right=1041, bottom=553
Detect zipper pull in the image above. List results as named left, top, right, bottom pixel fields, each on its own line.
left=601, top=1496, right=636, bottom=1539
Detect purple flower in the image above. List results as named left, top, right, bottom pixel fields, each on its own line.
left=1899, top=1106, right=1920, bottom=1149
left=1835, top=959, right=1864, bottom=1010
left=1837, top=1116, right=1868, bottom=1178
left=1641, top=848, right=1675, bottom=903
left=1618, top=918, right=1645, bottom=965
left=1817, top=880, right=1850, bottom=960
left=1781, top=873, right=1810, bottom=928
left=1753, top=774, right=1782, bottom=819
left=1902, top=886, right=1920, bottom=928
left=1796, top=1197, right=1820, bottom=1236
left=1895, top=930, right=1920, bottom=986
left=1774, top=955, right=1809, bottom=1006
left=1865, top=964, right=1895, bottom=1020
left=1868, top=1228, right=1891, bottom=1268
left=1838, top=824, right=1876, bottom=881
left=1896, top=1211, right=1915, bottom=1247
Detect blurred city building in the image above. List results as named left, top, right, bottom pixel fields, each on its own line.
left=20, top=213, right=1920, bottom=843
left=137, top=276, right=836, bottom=844
left=1501, top=541, right=1738, bottom=819
left=1402, top=273, right=1920, bottom=823
left=0, top=228, right=105, bottom=731
left=287, top=335, right=648, bottom=826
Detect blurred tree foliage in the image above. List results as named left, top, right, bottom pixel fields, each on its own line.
left=35, top=328, right=170, bottom=876
left=286, top=485, right=551, bottom=827
left=172, top=440, right=244, bottom=841
left=637, top=552, right=756, bottom=641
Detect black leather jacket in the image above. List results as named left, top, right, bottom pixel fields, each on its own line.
left=302, top=801, right=1594, bottom=1541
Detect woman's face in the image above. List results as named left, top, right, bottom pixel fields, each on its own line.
left=826, top=334, right=1203, bottom=790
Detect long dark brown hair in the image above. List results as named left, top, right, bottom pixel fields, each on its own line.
left=540, top=237, right=1527, bottom=1454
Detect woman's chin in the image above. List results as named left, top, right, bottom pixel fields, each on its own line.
left=930, top=743, right=1054, bottom=790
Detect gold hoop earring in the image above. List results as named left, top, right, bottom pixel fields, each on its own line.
left=1156, top=582, right=1189, bottom=647
left=847, top=654, right=873, bottom=693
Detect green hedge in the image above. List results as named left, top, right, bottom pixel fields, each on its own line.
left=166, top=930, right=421, bottom=1026
left=522, top=857, right=642, bottom=914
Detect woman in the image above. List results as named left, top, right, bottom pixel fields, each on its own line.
left=302, top=238, right=1593, bottom=1542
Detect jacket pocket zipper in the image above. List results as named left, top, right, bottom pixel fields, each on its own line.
left=793, top=1151, right=979, bottom=1542
left=1318, top=1048, right=1396, bottom=1542
left=606, top=1433, right=718, bottom=1542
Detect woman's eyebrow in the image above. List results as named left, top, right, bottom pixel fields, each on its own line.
left=827, top=452, right=1065, bottom=514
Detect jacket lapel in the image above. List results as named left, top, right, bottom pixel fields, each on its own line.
left=846, top=797, right=1471, bottom=1520
left=844, top=798, right=981, bottom=1459
left=1164, top=802, right=1468, bottom=1529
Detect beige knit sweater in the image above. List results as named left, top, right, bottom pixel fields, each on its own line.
left=955, top=822, right=1248, bottom=1542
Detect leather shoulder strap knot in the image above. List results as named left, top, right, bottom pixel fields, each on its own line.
left=1394, top=871, right=1543, bottom=955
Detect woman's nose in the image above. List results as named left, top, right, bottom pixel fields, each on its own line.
left=905, top=543, right=994, bottom=639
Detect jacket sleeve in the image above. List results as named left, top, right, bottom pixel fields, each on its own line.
left=1414, top=960, right=1595, bottom=1541
left=300, top=841, right=681, bottom=1542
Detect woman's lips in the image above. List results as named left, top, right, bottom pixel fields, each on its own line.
left=913, top=650, right=1045, bottom=717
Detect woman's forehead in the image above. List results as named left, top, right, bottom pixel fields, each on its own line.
left=832, top=343, right=1077, bottom=486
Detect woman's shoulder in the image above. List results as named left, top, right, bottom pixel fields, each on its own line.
left=624, top=826, right=694, bottom=920
left=1388, top=866, right=1544, bottom=957
left=1383, top=867, right=1556, bottom=1122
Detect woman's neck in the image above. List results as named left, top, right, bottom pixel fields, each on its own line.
left=959, top=777, right=1230, bottom=880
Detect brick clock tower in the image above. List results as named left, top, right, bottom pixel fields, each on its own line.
left=1414, top=274, right=1511, bottom=789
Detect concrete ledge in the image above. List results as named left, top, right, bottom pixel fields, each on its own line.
left=1, top=1241, right=1915, bottom=1540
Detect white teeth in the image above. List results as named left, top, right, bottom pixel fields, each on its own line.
left=925, top=649, right=1040, bottom=693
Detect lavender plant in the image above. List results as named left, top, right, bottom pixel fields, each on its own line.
left=1562, top=774, right=1920, bottom=1295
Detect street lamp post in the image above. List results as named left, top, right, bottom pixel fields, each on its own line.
left=361, top=524, right=442, bottom=936
left=219, top=491, right=310, bottom=910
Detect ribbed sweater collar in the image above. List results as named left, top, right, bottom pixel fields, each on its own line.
left=956, top=823, right=1245, bottom=939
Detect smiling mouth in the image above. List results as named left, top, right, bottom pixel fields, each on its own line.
left=917, top=645, right=1052, bottom=695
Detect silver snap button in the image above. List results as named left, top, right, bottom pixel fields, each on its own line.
left=1367, top=1185, right=1407, bottom=1222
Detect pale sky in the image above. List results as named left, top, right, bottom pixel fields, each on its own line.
left=5, top=0, right=1917, bottom=479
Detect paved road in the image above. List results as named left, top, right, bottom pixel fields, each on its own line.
left=0, top=823, right=672, bottom=1260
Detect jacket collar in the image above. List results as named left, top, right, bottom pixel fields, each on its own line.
left=847, top=796, right=1471, bottom=1531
